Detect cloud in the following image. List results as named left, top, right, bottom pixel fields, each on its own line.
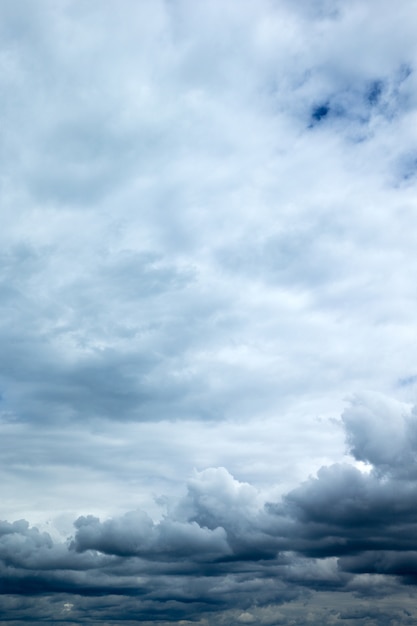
left=72, top=509, right=231, bottom=560
left=342, top=392, right=417, bottom=477
left=2, top=393, right=417, bottom=623
left=1, top=0, right=417, bottom=624
left=1, top=0, right=416, bottom=432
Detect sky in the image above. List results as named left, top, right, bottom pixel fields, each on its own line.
left=1, top=0, right=417, bottom=624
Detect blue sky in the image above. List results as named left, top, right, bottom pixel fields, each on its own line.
left=1, top=1, right=417, bottom=624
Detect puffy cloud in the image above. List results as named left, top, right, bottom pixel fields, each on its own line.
left=72, top=509, right=231, bottom=560
left=266, top=393, right=417, bottom=592
left=3, top=393, right=417, bottom=623
left=342, top=392, right=417, bottom=477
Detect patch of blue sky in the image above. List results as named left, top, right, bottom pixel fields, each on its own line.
left=307, top=65, right=413, bottom=132
left=366, top=79, right=384, bottom=106
left=397, top=375, right=417, bottom=388
left=310, top=103, right=330, bottom=124
left=394, top=152, right=417, bottom=185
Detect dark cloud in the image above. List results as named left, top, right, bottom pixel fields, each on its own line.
left=3, top=399, right=417, bottom=622
left=262, top=396, right=417, bottom=599
left=72, top=510, right=231, bottom=560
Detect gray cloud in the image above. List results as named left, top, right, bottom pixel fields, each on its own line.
left=2, top=0, right=417, bottom=624
left=1, top=0, right=417, bottom=429
left=2, top=395, right=417, bottom=622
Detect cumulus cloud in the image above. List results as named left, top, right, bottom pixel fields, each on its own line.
left=72, top=509, right=231, bottom=560
left=2, top=394, right=417, bottom=622
left=342, top=392, right=417, bottom=477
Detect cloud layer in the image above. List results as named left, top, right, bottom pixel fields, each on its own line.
left=1, top=0, right=417, bottom=429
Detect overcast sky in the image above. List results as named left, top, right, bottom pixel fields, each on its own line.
left=1, top=1, right=417, bottom=624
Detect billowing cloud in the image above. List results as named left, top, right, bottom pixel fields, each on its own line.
left=1, top=394, right=417, bottom=623
left=342, top=392, right=417, bottom=477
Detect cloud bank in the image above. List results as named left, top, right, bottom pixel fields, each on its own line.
left=2, top=394, right=417, bottom=624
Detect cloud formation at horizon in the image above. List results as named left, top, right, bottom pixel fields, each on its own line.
left=3, top=396, right=417, bottom=624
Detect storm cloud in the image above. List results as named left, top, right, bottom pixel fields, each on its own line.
left=2, top=396, right=417, bottom=623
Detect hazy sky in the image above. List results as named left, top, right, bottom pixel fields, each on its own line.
left=2, top=1, right=417, bottom=624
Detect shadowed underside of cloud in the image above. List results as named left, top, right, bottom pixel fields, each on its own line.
left=2, top=394, right=417, bottom=624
